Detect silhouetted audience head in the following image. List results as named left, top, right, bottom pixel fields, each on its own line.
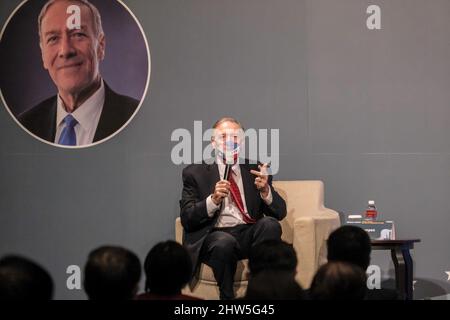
left=0, top=255, right=53, bottom=300
left=143, top=240, right=192, bottom=296
left=84, top=246, right=141, bottom=300
left=248, top=240, right=297, bottom=277
left=245, top=270, right=306, bottom=300
left=310, top=261, right=367, bottom=300
left=327, top=225, right=371, bottom=270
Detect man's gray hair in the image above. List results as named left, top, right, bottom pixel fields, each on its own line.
left=38, top=0, right=104, bottom=40
left=212, top=117, right=244, bottom=130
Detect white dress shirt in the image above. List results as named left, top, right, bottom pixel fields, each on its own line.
left=206, top=157, right=273, bottom=228
left=54, top=80, right=105, bottom=146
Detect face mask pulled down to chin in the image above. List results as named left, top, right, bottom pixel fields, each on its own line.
left=216, top=140, right=241, bottom=165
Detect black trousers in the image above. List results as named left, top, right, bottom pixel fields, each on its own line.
left=200, top=216, right=282, bottom=300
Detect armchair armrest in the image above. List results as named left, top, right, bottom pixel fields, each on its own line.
left=292, top=209, right=340, bottom=288
left=175, top=217, right=183, bottom=244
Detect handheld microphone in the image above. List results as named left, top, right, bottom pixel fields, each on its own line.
left=224, top=164, right=232, bottom=181
left=222, top=146, right=235, bottom=181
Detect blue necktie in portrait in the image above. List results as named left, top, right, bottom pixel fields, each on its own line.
left=58, top=114, right=78, bottom=146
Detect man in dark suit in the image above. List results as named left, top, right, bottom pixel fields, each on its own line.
left=180, top=117, right=287, bottom=299
left=18, top=0, right=138, bottom=146
left=19, top=82, right=138, bottom=144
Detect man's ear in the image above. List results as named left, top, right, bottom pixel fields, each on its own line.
left=40, top=43, right=48, bottom=70
left=97, top=33, right=106, bottom=60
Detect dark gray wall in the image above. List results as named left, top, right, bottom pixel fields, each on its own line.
left=1, top=0, right=449, bottom=299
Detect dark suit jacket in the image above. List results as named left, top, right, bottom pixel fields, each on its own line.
left=18, top=83, right=139, bottom=144
left=179, top=161, right=287, bottom=271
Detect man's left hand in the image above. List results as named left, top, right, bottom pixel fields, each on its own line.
left=250, top=163, right=270, bottom=198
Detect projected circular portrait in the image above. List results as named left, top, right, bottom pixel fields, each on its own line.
left=0, top=0, right=150, bottom=148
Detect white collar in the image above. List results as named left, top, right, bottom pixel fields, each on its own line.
left=56, top=79, right=105, bottom=131
left=216, top=155, right=241, bottom=174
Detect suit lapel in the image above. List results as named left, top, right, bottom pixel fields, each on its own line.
left=206, top=162, right=222, bottom=215
left=240, top=163, right=257, bottom=216
left=206, top=163, right=220, bottom=190
left=93, top=83, right=114, bottom=142
left=44, top=99, right=57, bottom=142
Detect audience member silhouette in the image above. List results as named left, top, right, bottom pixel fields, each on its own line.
left=327, top=226, right=399, bottom=300
left=84, top=246, right=141, bottom=300
left=0, top=255, right=53, bottom=300
left=309, top=261, right=367, bottom=300
left=136, top=240, right=200, bottom=300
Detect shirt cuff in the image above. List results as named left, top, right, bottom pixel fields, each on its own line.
left=206, top=195, right=220, bottom=217
left=260, top=187, right=273, bottom=205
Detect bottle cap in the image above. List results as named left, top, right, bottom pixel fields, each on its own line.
left=368, top=200, right=375, bottom=205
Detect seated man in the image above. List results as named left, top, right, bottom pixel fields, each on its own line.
left=309, top=261, right=367, bottom=300
left=83, top=246, right=141, bottom=300
left=179, top=117, right=287, bottom=300
left=327, top=225, right=399, bottom=300
left=0, top=255, right=54, bottom=300
left=136, top=240, right=200, bottom=300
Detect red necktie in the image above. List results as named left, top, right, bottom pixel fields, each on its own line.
left=228, top=170, right=256, bottom=224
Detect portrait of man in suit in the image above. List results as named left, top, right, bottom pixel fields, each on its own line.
left=179, top=117, right=287, bottom=299
left=18, top=0, right=139, bottom=147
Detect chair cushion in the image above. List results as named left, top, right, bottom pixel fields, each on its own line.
left=196, top=259, right=250, bottom=282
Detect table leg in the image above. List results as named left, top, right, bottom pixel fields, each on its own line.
left=402, top=247, right=414, bottom=300
left=391, top=247, right=406, bottom=300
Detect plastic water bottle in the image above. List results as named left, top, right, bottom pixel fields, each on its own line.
left=365, top=200, right=378, bottom=221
